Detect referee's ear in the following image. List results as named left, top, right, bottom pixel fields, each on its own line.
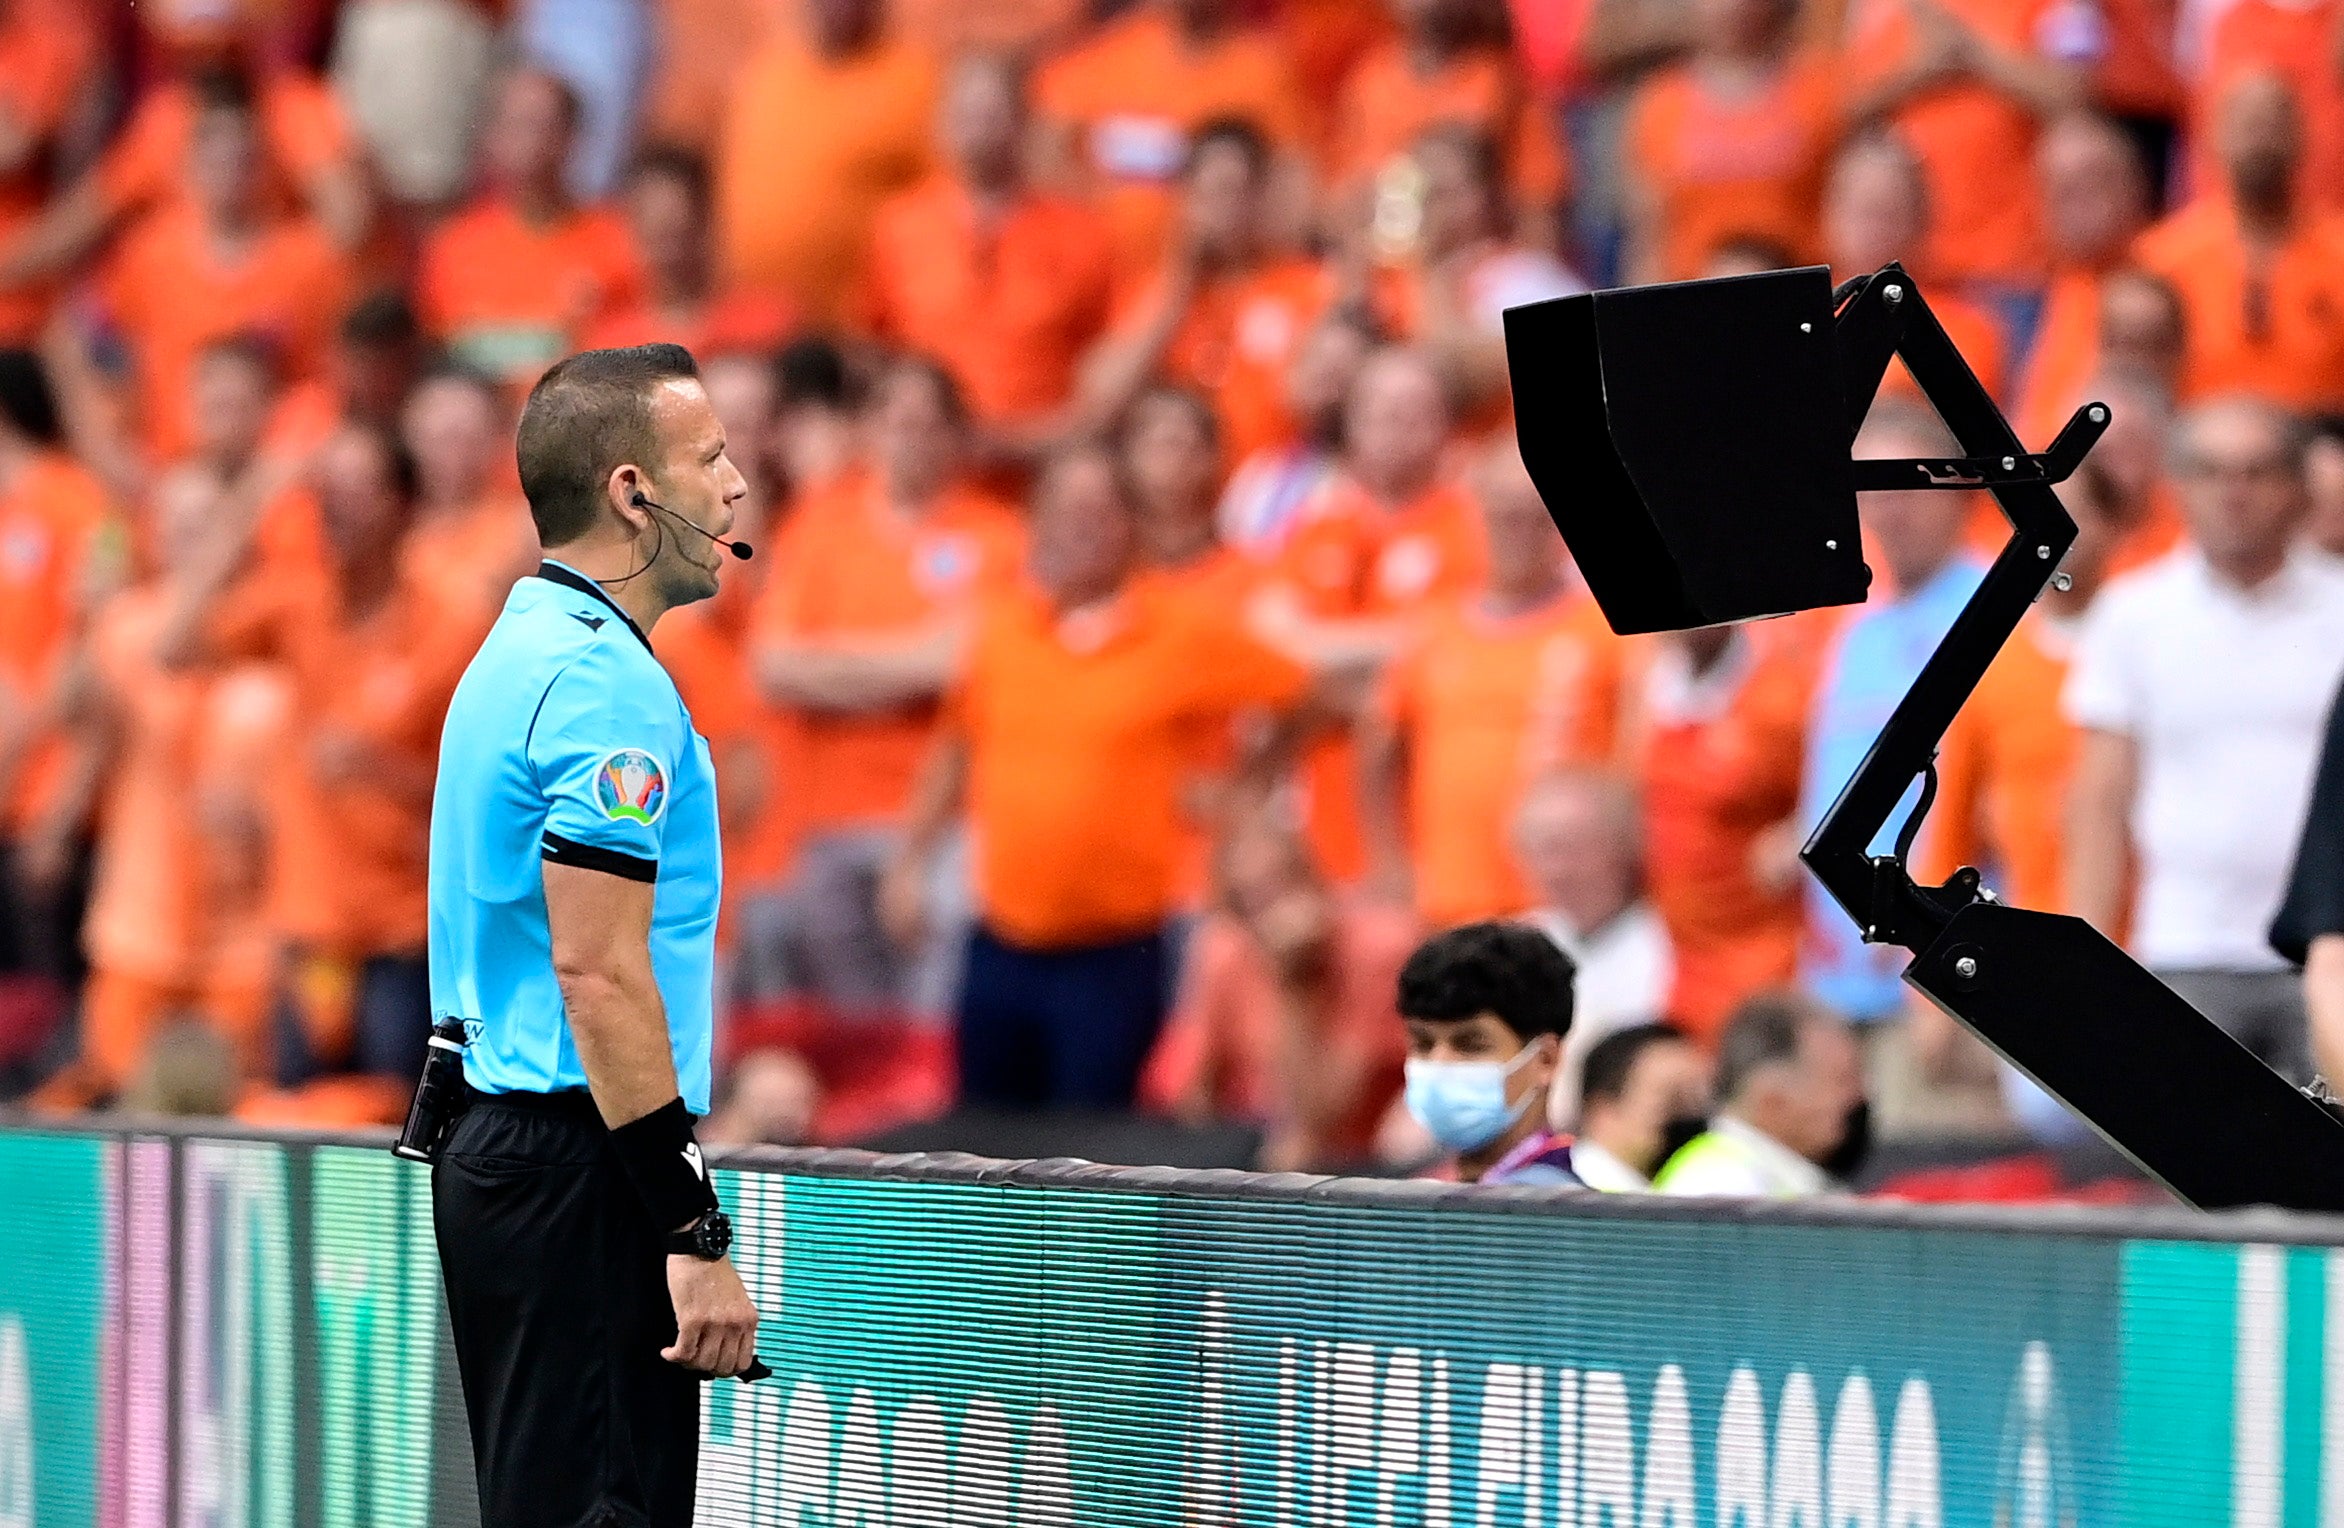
left=607, top=464, right=655, bottom=538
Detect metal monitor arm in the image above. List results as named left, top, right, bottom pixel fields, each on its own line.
left=1802, top=265, right=2344, bottom=1212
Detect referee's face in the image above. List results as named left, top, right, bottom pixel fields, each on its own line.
left=643, top=377, right=749, bottom=608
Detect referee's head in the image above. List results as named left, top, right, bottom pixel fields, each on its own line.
left=516, top=343, right=748, bottom=612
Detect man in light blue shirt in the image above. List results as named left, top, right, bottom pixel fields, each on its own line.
left=1799, top=402, right=1989, bottom=1024
left=427, top=343, right=756, bottom=1528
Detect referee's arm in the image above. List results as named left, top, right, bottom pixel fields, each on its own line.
left=546, top=860, right=761, bottom=1377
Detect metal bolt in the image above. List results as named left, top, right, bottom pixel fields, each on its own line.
left=2052, top=571, right=2074, bottom=592
left=1954, top=955, right=1979, bottom=980
left=1865, top=925, right=1878, bottom=939
left=1825, top=539, right=1838, bottom=550
left=2001, top=456, right=2017, bottom=470
left=2089, top=405, right=2107, bottom=423
left=1882, top=284, right=1904, bottom=304
left=1800, top=321, right=1813, bottom=333
left=2036, top=545, right=2051, bottom=559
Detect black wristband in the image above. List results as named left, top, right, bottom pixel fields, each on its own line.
left=609, top=1098, right=720, bottom=1231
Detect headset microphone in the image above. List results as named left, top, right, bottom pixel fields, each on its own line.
left=630, top=491, right=755, bottom=560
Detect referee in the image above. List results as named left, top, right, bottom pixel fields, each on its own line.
left=426, top=343, right=758, bottom=1527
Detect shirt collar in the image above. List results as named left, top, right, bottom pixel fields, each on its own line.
left=535, top=559, right=654, bottom=655
left=1484, top=1128, right=1564, bottom=1183
left=1569, top=1138, right=1651, bottom=1192
left=1714, top=1114, right=1830, bottom=1195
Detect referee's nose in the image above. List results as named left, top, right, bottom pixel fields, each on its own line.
left=714, top=452, right=749, bottom=538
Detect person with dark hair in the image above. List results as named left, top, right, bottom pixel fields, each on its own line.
left=772, top=336, right=864, bottom=499
left=586, top=145, right=796, bottom=359
left=1571, top=1024, right=1710, bottom=1192
left=1080, top=115, right=1336, bottom=467
left=867, top=54, right=1116, bottom=448
left=0, top=347, right=109, bottom=1055
left=1395, top=919, right=1583, bottom=1186
left=428, top=342, right=759, bottom=1526
left=1216, top=304, right=1380, bottom=554
left=417, top=66, right=646, bottom=385
left=195, top=422, right=475, bottom=1119
left=326, top=290, right=428, bottom=432
left=1034, top=0, right=1308, bottom=277
left=749, top=356, right=1024, bottom=1024
left=881, top=443, right=1316, bottom=1110
left=1654, top=992, right=1866, bottom=1197
left=81, top=70, right=354, bottom=465
left=401, top=360, right=539, bottom=621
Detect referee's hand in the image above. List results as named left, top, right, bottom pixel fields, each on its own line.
left=664, top=1256, right=761, bottom=1377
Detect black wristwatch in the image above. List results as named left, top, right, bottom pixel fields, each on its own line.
left=665, top=1210, right=733, bottom=1260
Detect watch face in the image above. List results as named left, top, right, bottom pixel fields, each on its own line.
left=700, top=1212, right=733, bottom=1259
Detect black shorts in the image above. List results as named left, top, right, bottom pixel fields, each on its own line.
left=432, top=1089, right=699, bottom=1528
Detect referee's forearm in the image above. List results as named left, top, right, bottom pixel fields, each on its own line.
left=558, top=964, right=684, bottom=1128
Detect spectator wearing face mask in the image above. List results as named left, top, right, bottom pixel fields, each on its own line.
left=1571, top=1023, right=1711, bottom=1193
left=1656, top=991, right=1870, bottom=1197
left=1395, top=920, right=1582, bottom=1187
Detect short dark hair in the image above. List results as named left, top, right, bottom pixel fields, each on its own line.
left=629, top=142, right=712, bottom=214
left=1120, top=383, right=1220, bottom=454
left=1396, top=921, right=1577, bottom=1042
left=515, top=343, right=699, bottom=547
left=188, top=65, right=258, bottom=117
left=873, top=352, right=969, bottom=432
left=1580, top=1023, right=1692, bottom=1109
left=339, top=289, right=421, bottom=351
left=776, top=336, right=857, bottom=411
left=1714, top=992, right=1824, bottom=1105
left=0, top=349, right=61, bottom=445
left=1188, top=116, right=1270, bottom=180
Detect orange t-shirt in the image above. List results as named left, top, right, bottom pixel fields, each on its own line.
left=1276, top=475, right=1488, bottom=616
left=1842, top=0, right=2059, bottom=285
left=1138, top=899, right=1415, bottom=1157
left=640, top=0, right=790, bottom=151
left=2014, top=266, right=2104, bottom=444
left=656, top=581, right=800, bottom=895
left=1329, top=42, right=1570, bottom=207
left=404, top=493, right=539, bottom=623
left=1277, top=473, right=1487, bottom=881
left=1624, top=55, right=1839, bottom=281
left=1379, top=593, right=1624, bottom=929
left=2197, top=0, right=2344, bottom=212
left=0, top=5, right=96, bottom=340
left=953, top=580, right=1311, bottom=948
left=94, top=71, right=354, bottom=227
left=1880, top=284, right=2009, bottom=408
left=1917, top=610, right=2075, bottom=914
left=0, top=452, right=110, bottom=830
left=1120, top=256, right=1336, bottom=469
left=1036, top=9, right=1310, bottom=275
left=1635, top=616, right=1831, bottom=1042
left=99, top=206, right=353, bottom=463
left=79, top=588, right=217, bottom=985
left=866, top=177, right=1117, bottom=424
left=580, top=287, right=797, bottom=360
left=1141, top=543, right=1274, bottom=901
left=1277, top=0, right=1398, bottom=152
left=416, top=199, right=646, bottom=385
left=234, top=561, right=474, bottom=955
left=716, top=33, right=939, bottom=324
left=2131, top=198, right=2344, bottom=413
left=752, top=476, right=1026, bottom=833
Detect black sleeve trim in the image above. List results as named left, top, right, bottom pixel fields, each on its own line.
left=542, top=831, right=659, bottom=883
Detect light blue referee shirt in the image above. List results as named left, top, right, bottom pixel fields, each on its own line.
left=428, top=561, right=721, bottom=1113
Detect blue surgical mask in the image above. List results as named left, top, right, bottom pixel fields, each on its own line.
left=1405, top=1047, right=1539, bottom=1154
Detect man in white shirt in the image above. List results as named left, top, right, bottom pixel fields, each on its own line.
left=1571, top=1023, right=1711, bottom=1193
left=2066, top=396, right=2344, bottom=1082
left=1655, top=993, right=1868, bottom=1198
left=1514, top=769, right=1674, bottom=1126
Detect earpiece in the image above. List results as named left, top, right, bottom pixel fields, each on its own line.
left=628, top=490, right=754, bottom=561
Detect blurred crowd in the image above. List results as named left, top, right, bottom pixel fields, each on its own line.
left=2, top=0, right=2344, bottom=1186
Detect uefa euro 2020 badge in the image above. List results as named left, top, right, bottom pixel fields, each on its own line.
left=595, top=749, right=668, bottom=825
